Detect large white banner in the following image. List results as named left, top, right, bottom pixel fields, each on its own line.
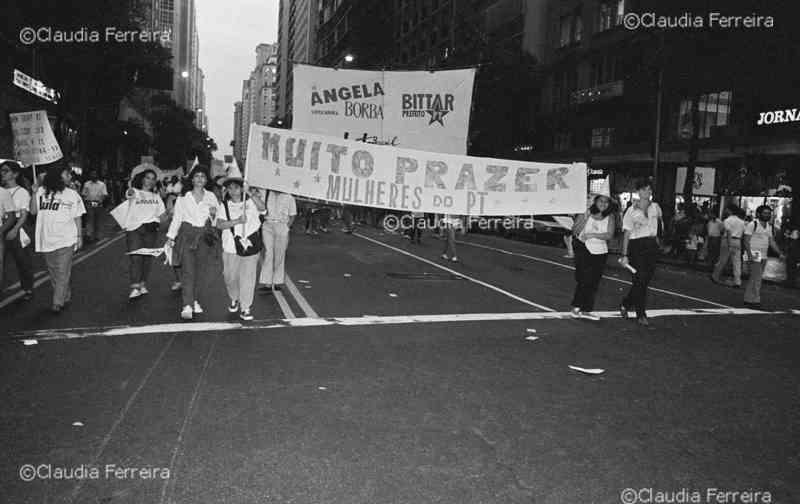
left=292, top=64, right=476, bottom=155
left=245, top=125, right=587, bottom=216
left=9, top=110, right=63, bottom=166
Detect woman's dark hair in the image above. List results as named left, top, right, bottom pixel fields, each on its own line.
left=755, top=205, right=772, bottom=216
left=0, top=161, right=31, bottom=191
left=633, top=177, right=653, bottom=191
left=588, top=195, right=616, bottom=217
left=132, top=169, right=158, bottom=190
left=42, top=164, right=68, bottom=196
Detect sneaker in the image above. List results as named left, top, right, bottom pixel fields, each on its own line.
left=228, top=300, right=240, bottom=313
left=129, top=288, right=143, bottom=300
left=441, top=254, right=449, bottom=260
left=170, top=281, right=182, bottom=292
left=564, top=254, right=574, bottom=258
left=570, top=307, right=582, bottom=319
left=181, top=305, right=193, bottom=320
left=139, top=285, right=149, bottom=295
left=239, top=309, right=254, bottom=321
left=193, top=301, right=204, bottom=314
left=451, top=257, right=459, bottom=262
left=579, top=312, right=601, bottom=321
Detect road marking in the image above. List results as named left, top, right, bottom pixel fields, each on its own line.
left=160, top=336, right=218, bottom=504
left=10, top=308, right=789, bottom=341
left=70, top=335, right=175, bottom=503
left=285, top=275, right=319, bottom=318
left=354, top=232, right=556, bottom=312
left=0, top=233, right=126, bottom=309
left=274, top=289, right=297, bottom=319
left=456, top=239, right=734, bottom=309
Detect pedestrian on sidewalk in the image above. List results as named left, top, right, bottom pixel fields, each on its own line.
left=570, top=194, right=616, bottom=321
left=165, top=166, right=220, bottom=321
left=258, top=190, right=296, bottom=292
left=1, top=161, right=34, bottom=300
left=712, top=204, right=746, bottom=287
left=81, top=170, right=108, bottom=243
left=217, top=168, right=263, bottom=321
left=743, top=205, right=785, bottom=309
left=119, top=169, right=166, bottom=300
left=30, top=164, right=86, bottom=313
left=619, top=178, right=663, bottom=327
left=706, top=212, right=724, bottom=266
left=440, top=214, right=461, bottom=262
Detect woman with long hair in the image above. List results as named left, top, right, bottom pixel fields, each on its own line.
left=122, top=169, right=167, bottom=300
left=30, top=164, right=86, bottom=313
left=165, top=166, right=220, bottom=320
left=1, top=161, right=34, bottom=300
left=619, top=178, right=663, bottom=327
left=570, top=194, right=616, bottom=320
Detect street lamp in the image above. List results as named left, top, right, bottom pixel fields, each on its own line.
left=181, top=70, right=189, bottom=78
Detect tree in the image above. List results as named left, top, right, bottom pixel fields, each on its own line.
left=149, top=95, right=216, bottom=170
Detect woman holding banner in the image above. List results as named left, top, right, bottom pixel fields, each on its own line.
left=30, top=164, right=86, bottom=314
left=117, top=169, right=166, bottom=300
left=619, top=178, right=663, bottom=327
left=165, top=165, right=221, bottom=320
left=570, top=195, right=616, bottom=321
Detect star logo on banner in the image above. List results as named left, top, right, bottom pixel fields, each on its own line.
left=293, top=180, right=301, bottom=189
left=313, top=175, right=321, bottom=184
left=274, top=168, right=281, bottom=176
left=426, top=104, right=450, bottom=126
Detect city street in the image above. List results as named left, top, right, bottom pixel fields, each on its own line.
left=2, top=222, right=799, bottom=503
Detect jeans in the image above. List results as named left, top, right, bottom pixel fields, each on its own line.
left=260, top=221, right=290, bottom=286
left=712, top=239, right=742, bottom=286
left=5, top=232, right=35, bottom=292
left=85, top=202, right=104, bottom=240
left=707, top=236, right=722, bottom=265
left=571, top=239, right=607, bottom=311
left=622, top=237, right=659, bottom=318
left=744, top=259, right=767, bottom=304
left=179, top=239, right=212, bottom=307
left=44, top=246, right=74, bottom=307
left=126, top=224, right=158, bottom=286
left=442, top=226, right=457, bottom=257
left=223, top=252, right=259, bottom=311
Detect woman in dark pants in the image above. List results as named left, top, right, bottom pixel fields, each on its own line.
left=619, top=178, right=663, bottom=327
left=570, top=195, right=616, bottom=320
left=123, top=169, right=166, bottom=300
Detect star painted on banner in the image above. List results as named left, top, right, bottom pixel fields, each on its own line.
left=274, top=168, right=281, bottom=176
left=313, top=175, right=321, bottom=184
left=293, top=180, right=301, bottom=189
left=426, top=106, right=450, bottom=126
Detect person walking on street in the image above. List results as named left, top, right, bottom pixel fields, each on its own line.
left=440, top=214, right=461, bottom=262
left=619, top=178, right=663, bottom=327
left=712, top=204, right=746, bottom=287
left=1, top=161, right=34, bottom=300
left=119, top=169, right=166, bottom=300
left=706, top=212, right=724, bottom=266
left=743, top=205, right=785, bottom=309
left=81, top=170, right=108, bottom=243
left=259, top=190, right=296, bottom=292
left=165, top=166, right=220, bottom=320
left=217, top=168, right=264, bottom=320
left=570, top=195, right=616, bottom=320
left=31, top=164, right=86, bottom=313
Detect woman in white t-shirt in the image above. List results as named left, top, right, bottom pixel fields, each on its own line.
left=1, top=161, right=34, bottom=300
left=619, top=178, right=663, bottom=327
left=30, top=164, right=86, bottom=313
left=570, top=195, right=616, bottom=320
left=121, top=169, right=167, bottom=300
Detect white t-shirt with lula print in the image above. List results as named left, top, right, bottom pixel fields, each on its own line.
left=34, top=187, right=86, bottom=252
left=622, top=201, right=662, bottom=240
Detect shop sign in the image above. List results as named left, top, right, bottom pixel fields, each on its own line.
left=13, top=69, right=59, bottom=104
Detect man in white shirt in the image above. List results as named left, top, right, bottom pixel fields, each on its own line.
left=712, top=205, right=746, bottom=287
left=742, top=205, right=784, bottom=308
left=259, top=190, right=296, bottom=291
left=81, top=170, right=108, bottom=243
left=0, top=186, right=19, bottom=290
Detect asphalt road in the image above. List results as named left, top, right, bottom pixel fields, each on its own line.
left=1, top=217, right=799, bottom=504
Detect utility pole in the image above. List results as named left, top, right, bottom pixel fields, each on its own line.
left=652, top=30, right=664, bottom=188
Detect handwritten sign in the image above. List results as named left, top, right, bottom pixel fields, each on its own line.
left=9, top=110, right=63, bottom=166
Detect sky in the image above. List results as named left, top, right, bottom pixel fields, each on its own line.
left=197, top=0, right=278, bottom=157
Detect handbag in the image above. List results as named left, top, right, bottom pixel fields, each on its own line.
left=223, top=196, right=262, bottom=256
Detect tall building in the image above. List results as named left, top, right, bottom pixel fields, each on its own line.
left=316, top=0, right=391, bottom=67
left=146, top=0, right=199, bottom=111
left=238, top=43, right=279, bottom=162
left=275, top=0, right=318, bottom=123
left=195, top=67, right=206, bottom=130
left=233, top=101, right=243, bottom=164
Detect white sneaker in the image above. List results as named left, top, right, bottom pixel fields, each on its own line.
left=441, top=254, right=449, bottom=260
left=451, top=256, right=459, bottom=262
left=193, top=301, right=203, bottom=314
left=129, top=288, right=142, bottom=300
left=570, top=307, right=582, bottom=319
left=579, top=312, right=601, bottom=321
left=181, top=305, right=193, bottom=320
left=170, top=281, right=182, bottom=291
left=228, top=300, right=239, bottom=313
left=239, top=309, right=254, bottom=321
left=139, top=285, right=149, bottom=295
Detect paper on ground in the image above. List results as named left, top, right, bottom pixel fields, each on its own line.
left=127, top=247, right=165, bottom=257
left=568, top=365, right=605, bottom=375
left=525, top=336, right=539, bottom=341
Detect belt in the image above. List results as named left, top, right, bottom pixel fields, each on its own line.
left=87, top=201, right=101, bottom=207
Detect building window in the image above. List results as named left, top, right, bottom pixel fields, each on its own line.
left=597, top=0, right=624, bottom=32
left=554, top=132, right=572, bottom=151
left=559, top=10, right=582, bottom=47
left=591, top=127, right=614, bottom=148
left=677, top=91, right=733, bottom=139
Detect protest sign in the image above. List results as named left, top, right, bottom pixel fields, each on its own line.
left=244, top=125, right=587, bottom=216
left=9, top=110, right=63, bottom=166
